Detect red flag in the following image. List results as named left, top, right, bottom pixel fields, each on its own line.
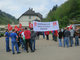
left=29, top=22, right=33, bottom=28
left=21, top=28, right=23, bottom=31
left=18, top=28, right=20, bottom=31
left=19, top=23, right=22, bottom=29
left=29, top=22, right=31, bottom=28
left=14, top=25, right=18, bottom=31
left=69, top=25, right=72, bottom=29
left=54, top=30, right=58, bottom=37
left=8, top=24, right=13, bottom=31
left=31, top=24, right=33, bottom=28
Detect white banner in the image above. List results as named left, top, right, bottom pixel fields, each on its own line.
left=33, top=21, right=59, bottom=31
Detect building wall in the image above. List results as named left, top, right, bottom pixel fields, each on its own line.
left=19, top=15, right=41, bottom=26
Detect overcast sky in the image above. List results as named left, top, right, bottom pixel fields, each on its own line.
left=0, top=0, right=67, bottom=18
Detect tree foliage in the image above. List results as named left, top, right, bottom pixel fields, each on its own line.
left=44, top=0, right=80, bottom=28
left=0, top=10, right=18, bottom=25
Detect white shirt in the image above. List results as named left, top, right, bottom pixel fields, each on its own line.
left=21, top=32, right=25, bottom=37
left=70, top=30, right=74, bottom=37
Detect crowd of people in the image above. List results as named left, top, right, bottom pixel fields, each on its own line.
left=5, top=27, right=80, bottom=54
left=5, top=27, right=36, bottom=54
left=58, top=28, right=80, bottom=47
left=38, top=27, right=80, bottom=47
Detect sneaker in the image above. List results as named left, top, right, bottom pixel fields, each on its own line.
left=17, top=52, right=21, bottom=54
left=31, top=50, right=34, bottom=52
left=12, top=53, right=15, bottom=54
left=8, top=49, right=11, bottom=52
left=27, top=51, right=29, bottom=53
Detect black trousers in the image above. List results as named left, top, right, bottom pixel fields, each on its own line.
left=25, top=39, right=32, bottom=51
left=46, top=35, right=49, bottom=40
left=54, top=36, right=57, bottom=42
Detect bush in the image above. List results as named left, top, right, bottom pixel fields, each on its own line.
left=1, top=33, right=4, bottom=37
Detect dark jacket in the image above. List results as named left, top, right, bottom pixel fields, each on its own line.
left=63, top=30, right=66, bottom=37
left=58, top=31, right=63, bottom=39
left=31, top=30, right=36, bottom=40
left=75, top=31, right=79, bottom=36
left=64, top=30, right=70, bottom=37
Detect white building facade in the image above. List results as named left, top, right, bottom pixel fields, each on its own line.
left=19, top=8, right=42, bottom=27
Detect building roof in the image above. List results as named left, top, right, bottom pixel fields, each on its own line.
left=23, top=8, right=35, bottom=15
left=33, top=19, right=40, bottom=21
left=19, top=8, right=43, bottom=19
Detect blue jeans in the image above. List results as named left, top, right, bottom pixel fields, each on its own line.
left=20, top=38, right=24, bottom=48
left=12, top=41, right=19, bottom=53
left=75, top=36, right=79, bottom=46
left=58, top=38, right=62, bottom=47
left=64, top=37, right=69, bottom=47
left=70, top=36, right=73, bottom=47
left=23, top=39, right=26, bottom=50
left=5, top=39, right=10, bottom=52
left=43, top=33, right=45, bottom=39
left=31, top=39, right=35, bottom=51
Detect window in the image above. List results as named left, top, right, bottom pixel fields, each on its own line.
left=29, top=16, right=31, bottom=19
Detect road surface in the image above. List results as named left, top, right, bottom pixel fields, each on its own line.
left=0, top=35, right=80, bottom=60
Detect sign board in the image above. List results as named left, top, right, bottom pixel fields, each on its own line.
left=33, top=21, right=59, bottom=31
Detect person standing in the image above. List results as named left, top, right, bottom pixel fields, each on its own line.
left=10, top=29, right=21, bottom=54
left=64, top=28, right=70, bottom=47
left=24, top=27, right=32, bottom=53
left=19, top=30, right=24, bottom=48
left=54, top=30, right=58, bottom=42
left=36, top=32, right=40, bottom=39
left=30, top=28, right=36, bottom=52
left=5, top=29, right=11, bottom=52
left=43, top=32, right=45, bottom=39
left=52, top=30, right=55, bottom=40
left=75, top=29, right=79, bottom=46
left=63, top=28, right=66, bottom=46
left=45, top=31, right=49, bottom=40
left=21, top=29, right=26, bottom=50
left=70, top=28, right=74, bottom=47
left=16, top=31, right=21, bottom=48
left=58, top=29, right=63, bottom=47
